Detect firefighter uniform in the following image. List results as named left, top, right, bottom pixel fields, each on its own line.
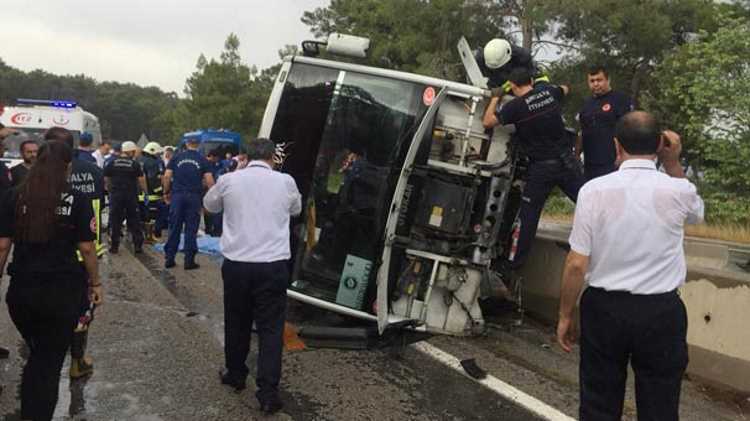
left=494, top=82, right=585, bottom=269
left=164, top=147, right=211, bottom=269
left=578, top=90, right=634, bottom=180
left=137, top=147, right=166, bottom=241
left=104, top=155, right=144, bottom=253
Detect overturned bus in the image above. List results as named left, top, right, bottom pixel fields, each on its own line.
left=257, top=43, right=525, bottom=336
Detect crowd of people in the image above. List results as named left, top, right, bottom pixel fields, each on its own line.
left=0, top=125, right=264, bottom=419
left=0, top=36, right=705, bottom=421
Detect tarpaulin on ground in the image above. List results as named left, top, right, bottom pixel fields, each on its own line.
left=152, top=235, right=222, bottom=257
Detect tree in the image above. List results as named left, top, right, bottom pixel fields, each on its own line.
left=551, top=0, right=717, bottom=105
left=301, top=0, right=559, bottom=80
left=645, top=15, right=750, bottom=223
left=182, top=33, right=260, bottom=138
left=0, top=58, right=179, bottom=142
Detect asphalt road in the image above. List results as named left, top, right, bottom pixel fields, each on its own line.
left=0, top=243, right=746, bottom=420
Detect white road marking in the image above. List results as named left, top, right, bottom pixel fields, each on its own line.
left=412, top=341, right=576, bottom=421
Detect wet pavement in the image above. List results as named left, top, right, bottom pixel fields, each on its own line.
left=0, top=242, right=748, bottom=420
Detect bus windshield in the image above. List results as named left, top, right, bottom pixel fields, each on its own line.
left=270, top=62, right=428, bottom=313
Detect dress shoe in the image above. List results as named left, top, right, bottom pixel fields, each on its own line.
left=0, top=346, right=9, bottom=359
left=184, top=261, right=200, bottom=270
left=134, top=245, right=143, bottom=254
left=260, top=400, right=284, bottom=415
left=165, top=259, right=176, bottom=269
left=109, top=246, right=119, bottom=254
left=219, top=369, right=246, bottom=391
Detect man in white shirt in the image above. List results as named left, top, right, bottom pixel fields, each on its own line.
left=557, top=111, right=704, bottom=421
left=203, top=138, right=301, bottom=415
left=91, top=140, right=111, bottom=169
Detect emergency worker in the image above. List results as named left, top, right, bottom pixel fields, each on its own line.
left=10, top=139, right=39, bottom=187
left=138, top=142, right=166, bottom=242
left=483, top=68, right=584, bottom=270
left=163, top=137, right=214, bottom=270
left=75, top=132, right=97, bottom=164
left=576, top=65, right=634, bottom=180
left=104, top=141, right=146, bottom=254
left=476, top=38, right=547, bottom=93
left=0, top=141, right=103, bottom=421
left=46, top=127, right=106, bottom=379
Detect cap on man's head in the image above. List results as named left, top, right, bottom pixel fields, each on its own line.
left=186, top=137, right=200, bottom=144
left=79, top=132, right=94, bottom=147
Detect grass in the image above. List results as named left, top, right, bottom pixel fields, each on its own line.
left=541, top=212, right=750, bottom=244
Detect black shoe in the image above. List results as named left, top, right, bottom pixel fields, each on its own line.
left=260, top=400, right=284, bottom=415
left=165, top=259, right=176, bottom=269
left=134, top=245, right=143, bottom=254
left=184, top=261, right=200, bottom=270
left=0, top=346, right=9, bottom=359
left=219, top=369, right=246, bottom=391
left=109, top=246, right=119, bottom=254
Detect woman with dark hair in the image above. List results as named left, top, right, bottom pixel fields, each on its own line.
left=0, top=141, right=103, bottom=421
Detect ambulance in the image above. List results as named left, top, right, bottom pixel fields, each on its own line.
left=258, top=34, right=525, bottom=336
left=0, top=99, right=102, bottom=168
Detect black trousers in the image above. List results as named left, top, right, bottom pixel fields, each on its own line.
left=110, top=193, right=143, bottom=248
left=222, top=259, right=288, bottom=404
left=580, top=287, right=689, bottom=421
left=6, top=275, right=84, bottom=421
left=511, top=160, right=584, bottom=269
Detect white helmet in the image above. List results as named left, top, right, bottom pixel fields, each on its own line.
left=484, top=38, right=512, bottom=70
left=121, top=141, right=138, bottom=153
left=144, top=141, right=163, bottom=155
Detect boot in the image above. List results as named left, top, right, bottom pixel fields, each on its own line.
left=184, top=256, right=200, bottom=270
left=143, top=222, right=156, bottom=244
left=69, top=356, right=94, bottom=379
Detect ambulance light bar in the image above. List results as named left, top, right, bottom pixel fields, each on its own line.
left=16, top=98, right=78, bottom=109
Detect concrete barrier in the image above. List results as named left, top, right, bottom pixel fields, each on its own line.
left=521, top=222, right=750, bottom=393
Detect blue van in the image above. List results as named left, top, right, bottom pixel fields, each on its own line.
left=180, top=129, right=242, bottom=156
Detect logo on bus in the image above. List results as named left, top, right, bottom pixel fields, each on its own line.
left=10, top=113, right=32, bottom=125
left=53, top=115, right=70, bottom=126
left=423, top=87, right=436, bottom=106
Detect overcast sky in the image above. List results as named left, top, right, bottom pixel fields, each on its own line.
left=1, top=0, right=328, bottom=94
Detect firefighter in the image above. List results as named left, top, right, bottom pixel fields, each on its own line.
left=162, top=137, right=214, bottom=270
left=476, top=38, right=548, bottom=94
left=482, top=68, right=584, bottom=271
left=576, top=65, right=635, bottom=180
left=104, top=141, right=146, bottom=254
left=45, top=127, right=106, bottom=379
left=138, top=142, right=166, bottom=242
